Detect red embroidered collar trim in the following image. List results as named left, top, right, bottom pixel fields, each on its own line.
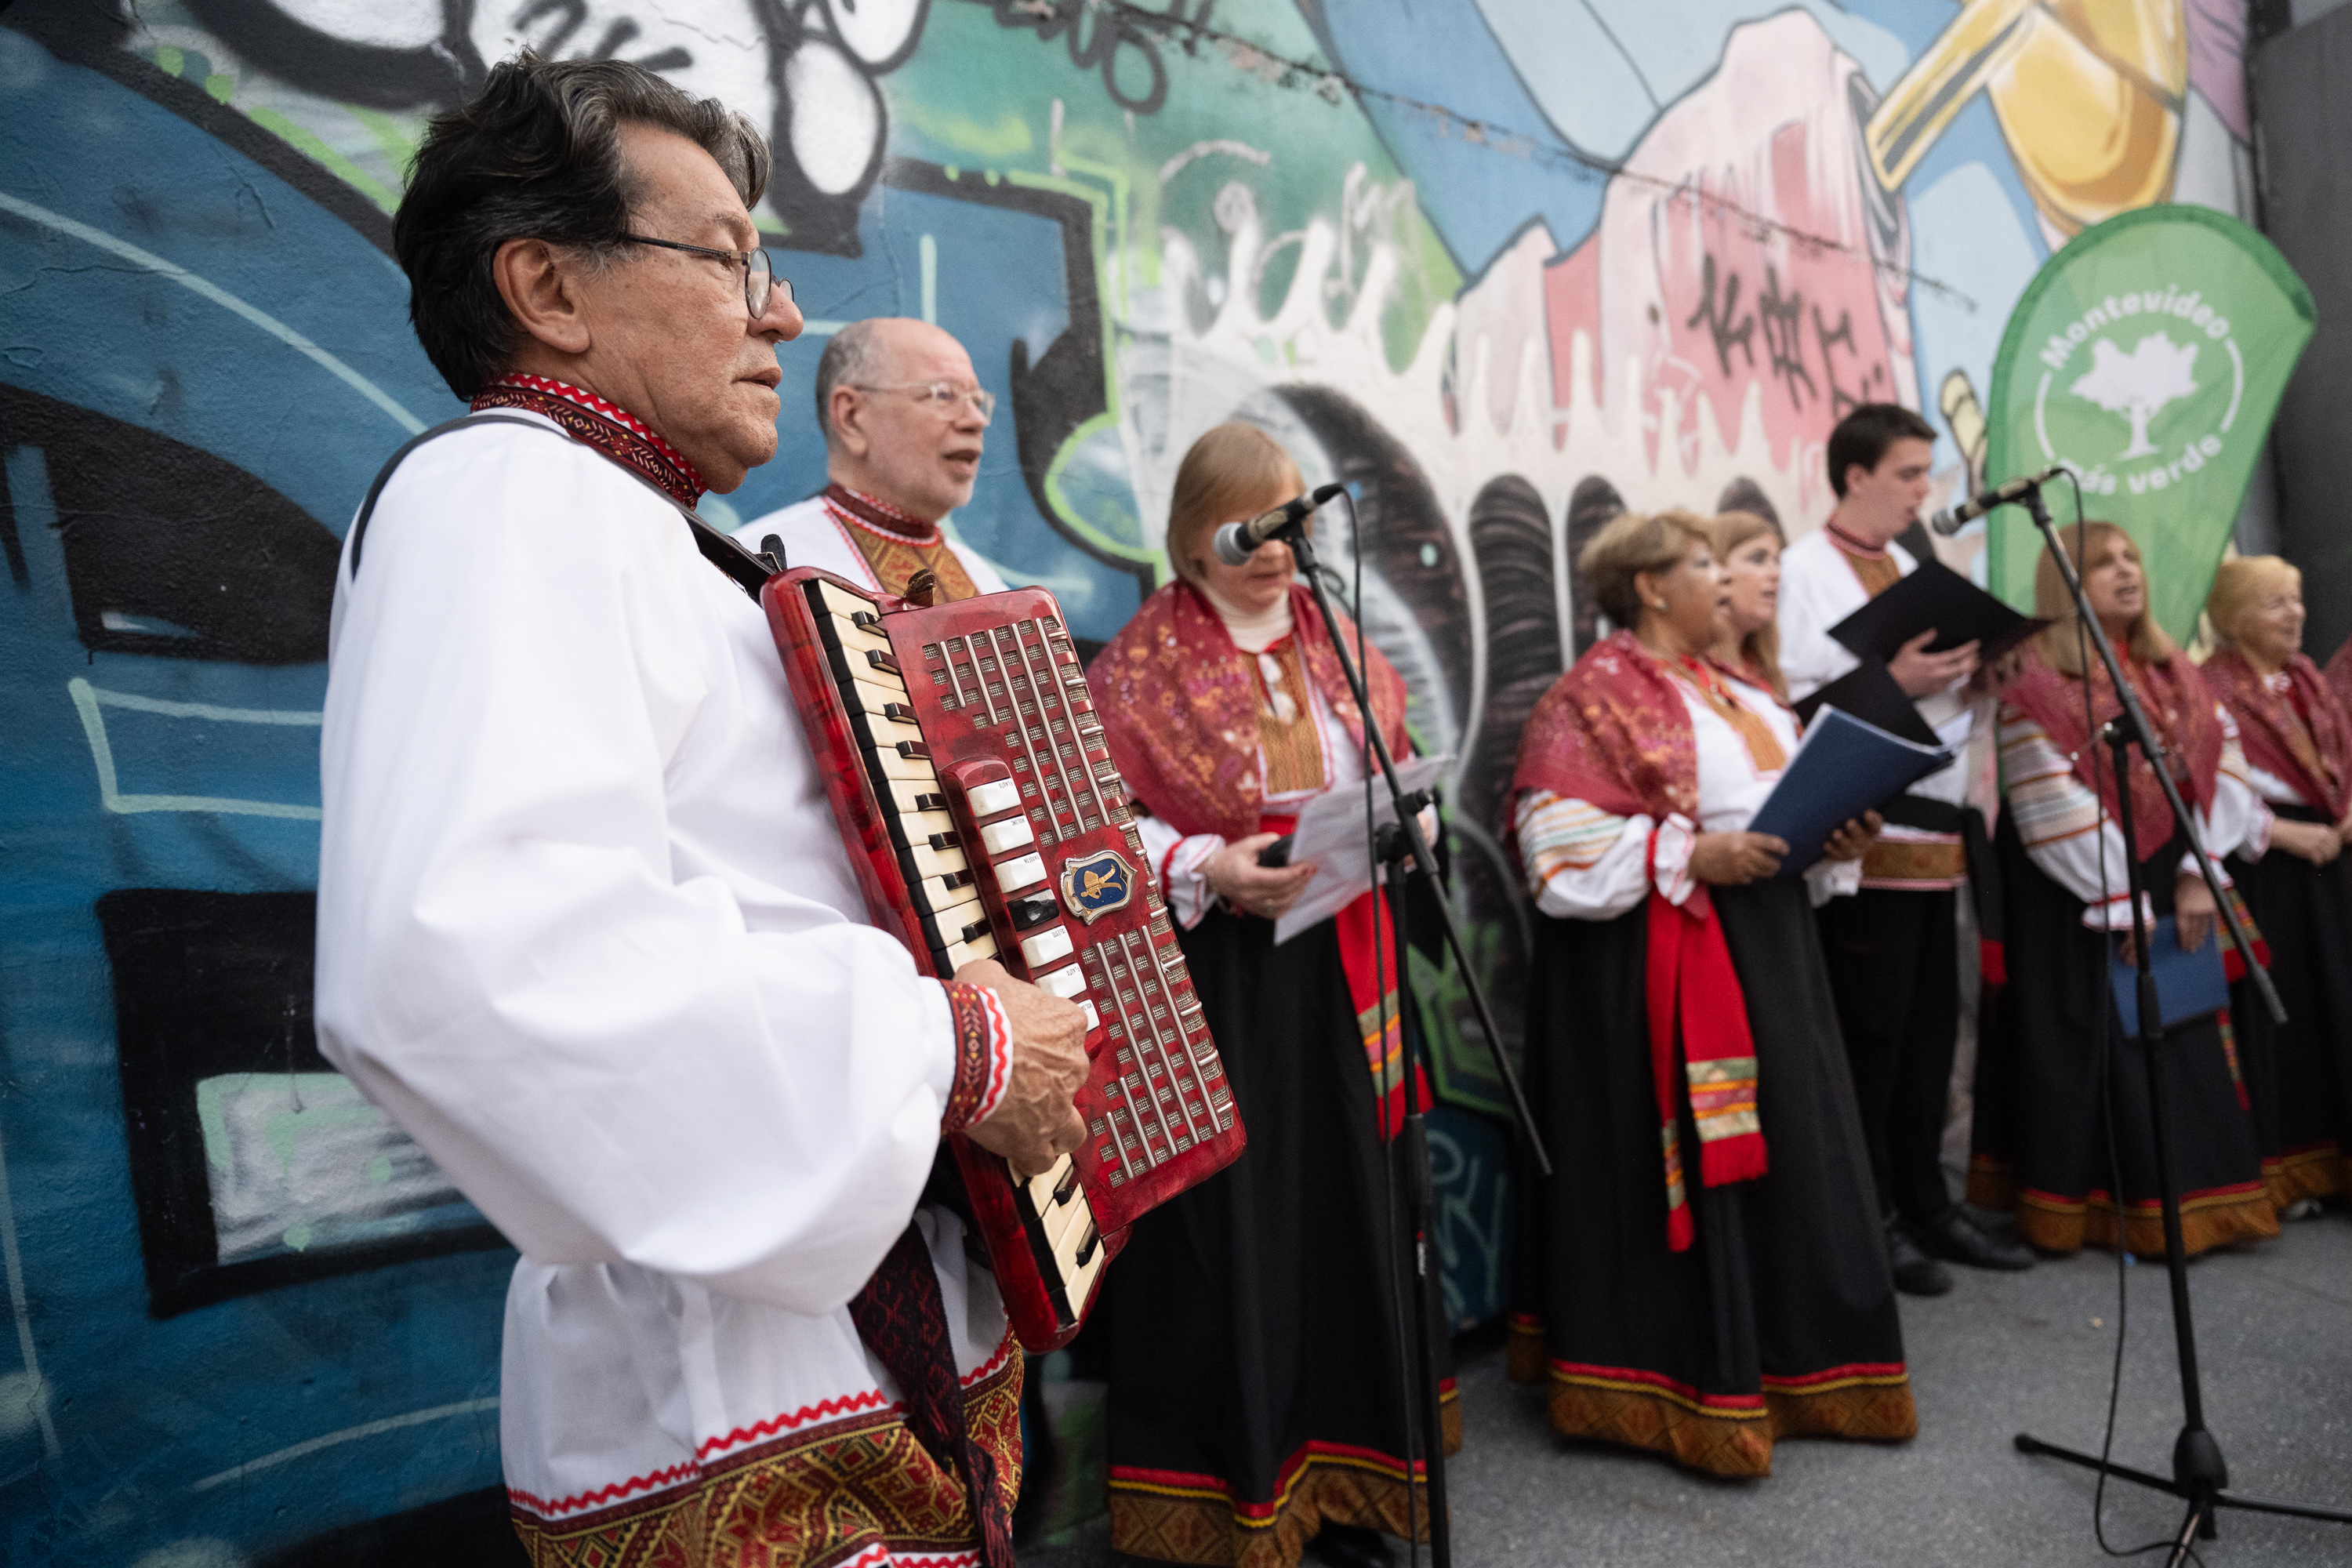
left=1823, top=521, right=1891, bottom=559
left=471, top=375, right=706, bottom=504
left=824, top=482, right=942, bottom=545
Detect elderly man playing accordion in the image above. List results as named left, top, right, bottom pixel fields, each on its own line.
left=313, top=52, right=1087, bottom=1568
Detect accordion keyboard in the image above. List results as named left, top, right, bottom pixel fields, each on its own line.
left=774, top=569, right=1247, bottom=1347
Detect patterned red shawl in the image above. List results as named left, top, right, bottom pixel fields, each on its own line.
left=1087, top=579, right=1408, bottom=840
left=2202, top=649, right=2350, bottom=820
left=1510, top=629, right=1768, bottom=1252
left=2328, top=637, right=2352, bottom=720
left=1091, top=579, right=1418, bottom=1136
left=2002, top=644, right=2222, bottom=863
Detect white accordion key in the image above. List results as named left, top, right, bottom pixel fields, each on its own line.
left=942, top=930, right=998, bottom=969
left=1018, top=924, right=1074, bottom=968
left=978, top=815, right=1035, bottom=855
left=994, top=851, right=1047, bottom=893
left=906, top=838, right=968, bottom=880
left=1033, top=963, right=1086, bottom=1000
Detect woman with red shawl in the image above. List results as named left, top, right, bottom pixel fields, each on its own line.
left=2202, top=556, right=2352, bottom=1207
left=1504, top=510, right=1910, bottom=1479
left=1085, top=424, right=1436, bottom=1568
left=1967, top=523, right=2277, bottom=1256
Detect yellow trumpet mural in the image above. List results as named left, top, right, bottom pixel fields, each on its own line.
left=1869, top=0, right=2190, bottom=236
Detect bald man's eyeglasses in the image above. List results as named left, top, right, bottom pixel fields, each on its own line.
left=852, top=381, right=997, bottom=426
left=618, top=234, right=792, bottom=320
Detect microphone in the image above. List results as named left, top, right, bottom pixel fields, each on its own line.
left=1212, top=482, right=1348, bottom=565
left=1928, top=465, right=2070, bottom=535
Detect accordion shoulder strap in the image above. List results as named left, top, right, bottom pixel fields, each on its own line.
left=347, top=412, right=772, bottom=599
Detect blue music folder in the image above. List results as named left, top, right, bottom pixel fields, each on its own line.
left=1748, top=706, right=1955, bottom=877
left=2108, top=916, right=2230, bottom=1036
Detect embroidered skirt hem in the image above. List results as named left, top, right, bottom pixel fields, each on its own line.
left=510, top=1348, right=1022, bottom=1568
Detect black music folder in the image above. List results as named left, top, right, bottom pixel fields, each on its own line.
left=1748, top=707, right=1955, bottom=877
left=1792, top=657, right=1944, bottom=749
left=1828, top=558, right=2042, bottom=662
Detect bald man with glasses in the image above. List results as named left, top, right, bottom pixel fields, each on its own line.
left=738, top=316, right=1011, bottom=601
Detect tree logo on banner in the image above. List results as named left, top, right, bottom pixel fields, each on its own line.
left=2038, top=289, right=2238, bottom=495
left=2069, top=332, right=2200, bottom=462
left=1986, top=206, right=2315, bottom=643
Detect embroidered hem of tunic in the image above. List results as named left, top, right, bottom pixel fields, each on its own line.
left=1502, top=1319, right=1915, bottom=1479
left=1965, top=1157, right=2283, bottom=1258
left=510, top=1334, right=1022, bottom=1568
left=1105, top=1399, right=1461, bottom=1568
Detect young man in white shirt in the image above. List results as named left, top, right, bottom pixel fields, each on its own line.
left=1778, top=403, right=2035, bottom=1294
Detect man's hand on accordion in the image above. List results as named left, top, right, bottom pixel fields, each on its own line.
left=953, top=958, right=1091, bottom=1178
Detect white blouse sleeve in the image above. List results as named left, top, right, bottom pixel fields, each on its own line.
left=1515, top=789, right=1695, bottom=920
left=1135, top=811, right=1226, bottom=929
left=314, top=433, right=967, bottom=1316
left=2202, top=703, right=2273, bottom=864
left=1998, top=702, right=2138, bottom=928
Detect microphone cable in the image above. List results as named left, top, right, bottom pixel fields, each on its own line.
left=2053, top=472, right=2204, bottom=1564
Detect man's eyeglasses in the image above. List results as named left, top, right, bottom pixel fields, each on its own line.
left=851, top=380, right=997, bottom=426
left=617, top=233, right=791, bottom=320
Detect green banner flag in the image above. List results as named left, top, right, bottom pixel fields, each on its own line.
left=1985, top=206, right=2315, bottom=643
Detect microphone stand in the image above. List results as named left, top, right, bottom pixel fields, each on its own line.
left=2006, top=488, right=2349, bottom=1563
left=1270, top=507, right=1551, bottom=1568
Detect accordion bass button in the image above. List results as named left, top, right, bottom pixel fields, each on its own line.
left=1018, top=924, right=1075, bottom=969
left=1033, top=963, right=1087, bottom=1000
left=966, top=778, right=1023, bottom=818
left=978, top=816, right=1036, bottom=855
left=1007, top=891, right=1058, bottom=930
left=993, top=852, right=1048, bottom=894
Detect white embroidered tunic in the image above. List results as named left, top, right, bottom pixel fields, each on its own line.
left=314, top=412, right=1011, bottom=1536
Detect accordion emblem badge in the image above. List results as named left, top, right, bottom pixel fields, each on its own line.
left=1059, top=849, right=1137, bottom=924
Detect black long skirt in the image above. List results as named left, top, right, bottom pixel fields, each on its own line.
left=1099, top=906, right=1443, bottom=1568
left=1967, top=818, right=2278, bottom=1255
left=2231, top=804, right=2352, bottom=1204
left=1507, top=879, right=1915, bottom=1479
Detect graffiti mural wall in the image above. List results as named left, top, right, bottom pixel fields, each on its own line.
left=0, top=0, right=2267, bottom=1559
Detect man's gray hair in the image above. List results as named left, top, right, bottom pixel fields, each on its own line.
left=814, top=318, right=892, bottom=453
left=394, top=52, right=771, bottom=401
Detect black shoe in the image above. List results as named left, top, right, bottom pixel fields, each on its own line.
left=1886, top=1221, right=1954, bottom=1296
left=1308, top=1523, right=1396, bottom=1568
left=1911, top=1207, right=2035, bottom=1271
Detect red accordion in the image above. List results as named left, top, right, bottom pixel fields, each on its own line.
left=763, top=568, right=1247, bottom=1350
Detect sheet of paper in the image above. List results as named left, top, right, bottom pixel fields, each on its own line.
left=1273, top=754, right=1450, bottom=945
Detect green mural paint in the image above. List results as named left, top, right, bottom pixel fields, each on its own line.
left=1986, top=207, right=2315, bottom=641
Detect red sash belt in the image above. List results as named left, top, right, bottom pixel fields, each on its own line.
left=1642, top=873, right=1766, bottom=1252
left=1261, top=814, right=1430, bottom=1139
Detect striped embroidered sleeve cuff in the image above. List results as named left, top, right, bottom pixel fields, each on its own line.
left=941, top=981, right=1014, bottom=1133
left=2000, top=709, right=2104, bottom=849
left=1516, top=792, right=1632, bottom=890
